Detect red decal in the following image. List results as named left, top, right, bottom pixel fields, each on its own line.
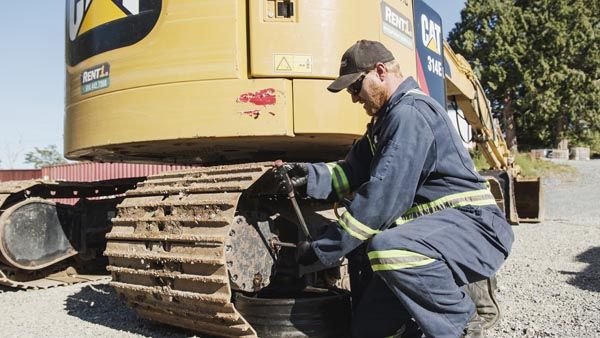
left=242, top=110, right=261, bottom=119
left=415, top=51, right=430, bottom=95
left=238, top=88, right=277, bottom=106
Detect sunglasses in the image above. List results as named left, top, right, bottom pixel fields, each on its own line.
left=347, top=73, right=366, bottom=96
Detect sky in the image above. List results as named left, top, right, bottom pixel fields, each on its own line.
left=0, top=0, right=465, bottom=169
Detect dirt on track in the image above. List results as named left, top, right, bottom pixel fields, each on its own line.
left=1, top=160, right=599, bottom=338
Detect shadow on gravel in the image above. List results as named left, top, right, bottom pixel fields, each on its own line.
left=0, top=285, right=19, bottom=293
left=65, top=283, right=204, bottom=337
left=563, top=246, right=600, bottom=292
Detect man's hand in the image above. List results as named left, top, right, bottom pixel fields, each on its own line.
left=285, top=162, right=309, bottom=188
left=273, top=160, right=309, bottom=192
left=296, top=240, right=318, bottom=265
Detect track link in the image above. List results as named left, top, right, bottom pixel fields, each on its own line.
left=105, top=163, right=272, bottom=337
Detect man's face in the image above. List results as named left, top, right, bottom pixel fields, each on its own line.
left=347, top=70, right=387, bottom=116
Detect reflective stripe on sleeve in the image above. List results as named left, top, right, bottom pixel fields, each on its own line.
left=368, top=249, right=435, bottom=271
left=338, top=210, right=381, bottom=241
left=326, top=162, right=350, bottom=200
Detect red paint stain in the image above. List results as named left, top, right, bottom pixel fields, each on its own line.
left=238, top=88, right=277, bottom=106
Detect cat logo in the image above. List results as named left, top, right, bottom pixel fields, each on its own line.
left=66, top=0, right=161, bottom=66
left=68, top=0, right=141, bottom=41
left=420, top=13, right=442, bottom=55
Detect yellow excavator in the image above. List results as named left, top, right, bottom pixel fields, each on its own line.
left=0, top=0, right=542, bottom=336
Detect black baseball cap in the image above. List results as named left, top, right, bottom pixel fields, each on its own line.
left=327, top=40, right=395, bottom=93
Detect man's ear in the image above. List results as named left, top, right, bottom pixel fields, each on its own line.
left=374, top=62, right=387, bottom=81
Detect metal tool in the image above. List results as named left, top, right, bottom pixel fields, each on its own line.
left=281, top=172, right=313, bottom=241
left=271, top=240, right=297, bottom=248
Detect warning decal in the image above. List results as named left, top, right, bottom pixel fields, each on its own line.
left=273, top=54, right=312, bottom=73
left=276, top=58, right=292, bottom=71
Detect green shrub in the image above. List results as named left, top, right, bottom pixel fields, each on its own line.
left=514, top=153, right=576, bottom=178
left=470, top=148, right=577, bottom=178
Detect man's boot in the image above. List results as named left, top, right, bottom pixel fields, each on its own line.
left=464, top=276, right=500, bottom=329
left=461, top=314, right=485, bottom=338
left=389, top=319, right=423, bottom=338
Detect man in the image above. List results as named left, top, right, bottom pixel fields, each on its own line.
left=280, top=40, right=514, bottom=337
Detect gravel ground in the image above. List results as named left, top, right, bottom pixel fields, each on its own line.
left=1, top=160, right=599, bottom=338
left=488, top=159, right=600, bottom=338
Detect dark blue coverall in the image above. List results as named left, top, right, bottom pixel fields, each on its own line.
left=305, top=77, right=514, bottom=337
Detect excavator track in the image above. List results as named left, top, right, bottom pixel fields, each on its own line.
left=0, top=266, right=109, bottom=290
left=0, top=179, right=139, bottom=290
left=105, top=163, right=273, bottom=337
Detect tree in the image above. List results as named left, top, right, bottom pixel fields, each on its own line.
left=517, top=0, right=600, bottom=148
left=24, top=145, right=68, bottom=169
left=449, top=0, right=600, bottom=150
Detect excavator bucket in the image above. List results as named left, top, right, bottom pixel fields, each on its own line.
left=514, top=176, right=544, bottom=223
left=482, top=171, right=543, bottom=224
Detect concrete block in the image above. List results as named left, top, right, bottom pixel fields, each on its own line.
left=570, top=147, right=590, bottom=161
left=548, top=149, right=569, bottom=160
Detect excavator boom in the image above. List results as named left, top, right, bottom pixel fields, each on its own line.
left=443, top=42, right=543, bottom=223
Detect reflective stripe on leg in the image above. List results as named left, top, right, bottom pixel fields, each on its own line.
left=368, top=250, right=436, bottom=272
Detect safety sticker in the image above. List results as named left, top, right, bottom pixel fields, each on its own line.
left=81, top=63, right=110, bottom=94
left=273, top=54, right=312, bottom=73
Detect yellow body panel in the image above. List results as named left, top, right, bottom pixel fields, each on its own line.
left=66, top=0, right=246, bottom=101
left=249, top=0, right=379, bottom=78
left=65, top=0, right=422, bottom=163
left=66, top=79, right=293, bottom=156
left=249, top=0, right=417, bottom=79
left=293, top=80, right=370, bottom=135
